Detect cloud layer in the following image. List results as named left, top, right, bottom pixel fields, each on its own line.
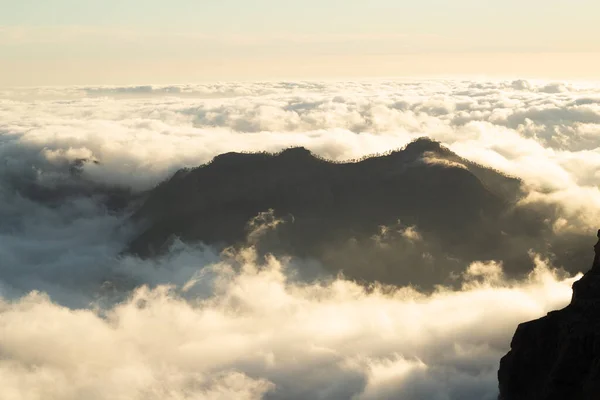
left=2, top=79, right=600, bottom=230
left=0, top=245, right=579, bottom=400
left=1, top=79, right=599, bottom=399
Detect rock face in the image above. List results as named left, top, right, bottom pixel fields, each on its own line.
left=498, top=232, right=600, bottom=399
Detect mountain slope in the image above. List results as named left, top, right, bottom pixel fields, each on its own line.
left=126, top=138, right=568, bottom=288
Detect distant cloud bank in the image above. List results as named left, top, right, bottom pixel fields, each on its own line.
left=3, top=79, right=600, bottom=229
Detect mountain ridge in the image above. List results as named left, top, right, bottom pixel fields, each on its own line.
left=125, top=137, right=581, bottom=288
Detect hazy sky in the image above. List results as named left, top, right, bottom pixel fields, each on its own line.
left=1, top=0, right=599, bottom=85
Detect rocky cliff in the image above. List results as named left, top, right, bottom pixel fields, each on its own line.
left=498, top=232, right=600, bottom=399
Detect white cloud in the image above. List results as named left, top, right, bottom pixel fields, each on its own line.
left=0, top=245, right=579, bottom=400
left=3, top=79, right=600, bottom=228
left=1, top=78, right=600, bottom=399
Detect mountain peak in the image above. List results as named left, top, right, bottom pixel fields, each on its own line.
left=278, top=146, right=315, bottom=159
left=402, top=137, right=452, bottom=158
left=127, top=138, right=532, bottom=290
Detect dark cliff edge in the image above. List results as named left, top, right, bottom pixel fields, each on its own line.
left=498, top=233, right=600, bottom=400
left=124, top=137, right=590, bottom=289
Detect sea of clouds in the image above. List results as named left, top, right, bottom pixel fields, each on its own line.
left=1, top=79, right=599, bottom=399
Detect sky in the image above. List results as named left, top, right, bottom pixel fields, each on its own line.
left=1, top=0, right=600, bottom=85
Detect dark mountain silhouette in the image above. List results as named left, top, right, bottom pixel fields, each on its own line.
left=498, top=232, right=600, bottom=399
left=4, top=157, right=137, bottom=212
left=126, top=137, right=590, bottom=288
